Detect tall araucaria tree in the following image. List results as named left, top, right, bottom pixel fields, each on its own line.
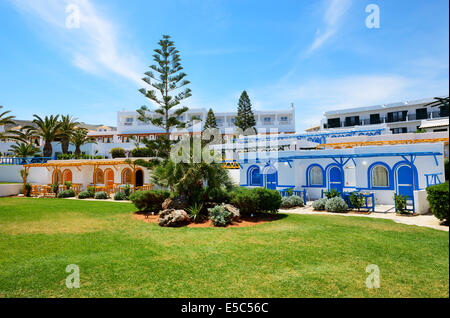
left=235, top=90, right=256, bottom=134
left=137, top=35, right=192, bottom=137
left=59, top=114, right=81, bottom=154
left=203, top=108, right=218, bottom=131
left=24, top=115, right=62, bottom=158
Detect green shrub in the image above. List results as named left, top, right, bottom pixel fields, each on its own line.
left=312, top=198, right=327, bottom=211
left=207, top=187, right=231, bottom=204
left=186, top=203, right=204, bottom=223
left=130, top=148, right=150, bottom=157
left=122, top=184, right=131, bottom=199
left=426, top=183, right=449, bottom=223
left=324, top=188, right=340, bottom=199
left=208, top=204, right=232, bottom=227
left=78, top=191, right=91, bottom=199
left=24, top=183, right=32, bottom=197
left=114, top=191, right=126, bottom=201
left=87, top=186, right=95, bottom=198
left=394, top=194, right=409, bottom=214
left=325, top=197, right=348, bottom=213
left=230, top=187, right=281, bottom=216
left=94, top=191, right=109, bottom=200
left=129, top=190, right=170, bottom=212
left=110, top=147, right=126, bottom=158
left=230, top=188, right=259, bottom=216
left=57, top=189, right=75, bottom=198
left=281, top=195, right=304, bottom=208
left=51, top=183, right=59, bottom=195
left=64, top=181, right=72, bottom=190
left=349, top=192, right=365, bottom=211
left=253, top=187, right=282, bottom=213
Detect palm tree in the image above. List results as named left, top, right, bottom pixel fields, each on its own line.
left=9, top=142, right=41, bottom=157
left=71, top=128, right=96, bottom=156
left=59, top=115, right=81, bottom=154
left=0, top=106, right=16, bottom=140
left=24, top=115, right=62, bottom=157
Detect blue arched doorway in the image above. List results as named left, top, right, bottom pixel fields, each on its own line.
left=328, top=166, right=343, bottom=193
left=264, top=165, right=278, bottom=190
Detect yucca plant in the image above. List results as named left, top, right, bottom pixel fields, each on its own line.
left=186, top=203, right=204, bottom=223
left=9, top=142, right=41, bottom=157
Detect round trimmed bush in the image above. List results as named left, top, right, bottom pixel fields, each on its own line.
left=57, top=189, right=76, bottom=198
left=94, top=191, right=109, bottom=200
left=325, top=197, right=348, bottom=213
left=281, top=195, right=304, bottom=208
left=426, top=183, right=449, bottom=223
left=312, top=198, right=327, bottom=211
left=78, top=190, right=91, bottom=199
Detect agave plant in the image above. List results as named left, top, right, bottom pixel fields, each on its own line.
left=24, top=115, right=62, bottom=157
left=9, top=142, right=41, bottom=157
left=186, top=203, right=204, bottom=223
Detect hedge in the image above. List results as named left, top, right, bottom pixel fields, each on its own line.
left=129, top=190, right=170, bottom=212
left=230, top=187, right=281, bottom=216
left=426, top=183, right=449, bottom=223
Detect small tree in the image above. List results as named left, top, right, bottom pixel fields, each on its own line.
left=235, top=90, right=256, bottom=134
left=111, top=147, right=126, bottom=158
left=137, top=35, right=192, bottom=137
left=71, top=128, right=96, bottom=156
left=203, top=108, right=218, bottom=130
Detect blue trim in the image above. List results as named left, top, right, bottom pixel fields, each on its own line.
left=306, top=164, right=325, bottom=187
left=425, top=173, right=443, bottom=187
left=263, top=164, right=278, bottom=189
left=326, top=163, right=344, bottom=192
left=393, top=161, right=419, bottom=191
left=367, top=161, right=392, bottom=190
left=238, top=151, right=443, bottom=165
left=1, top=157, right=53, bottom=165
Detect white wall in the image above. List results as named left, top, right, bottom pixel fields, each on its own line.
left=0, top=184, right=22, bottom=197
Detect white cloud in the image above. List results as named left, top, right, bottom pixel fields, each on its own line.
left=8, top=0, right=144, bottom=86
left=308, top=0, right=352, bottom=53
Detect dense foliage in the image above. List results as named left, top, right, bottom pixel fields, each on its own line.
left=230, top=187, right=281, bottom=216
left=57, top=189, right=76, bottom=198
left=426, top=183, right=449, bottom=223
left=94, top=191, right=109, bottom=200
left=77, top=191, right=91, bottom=199
left=129, top=190, right=171, bottom=212
left=110, top=148, right=126, bottom=158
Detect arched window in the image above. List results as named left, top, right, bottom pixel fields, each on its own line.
left=94, top=168, right=104, bottom=184
left=308, top=165, right=323, bottom=186
left=372, top=165, right=389, bottom=187
left=122, top=168, right=133, bottom=184
left=104, top=168, right=114, bottom=186
left=248, top=166, right=261, bottom=186
left=62, top=169, right=72, bottom=183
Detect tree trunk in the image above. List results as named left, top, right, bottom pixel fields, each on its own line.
left=61, top=138, right=69, bottom=154
left=43, top=141, right=53, bottom=158
left=75, top=145, right=81, bottom=156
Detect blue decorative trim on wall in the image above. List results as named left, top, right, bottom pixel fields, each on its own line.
left=247, top=165, right=262, bottom=187
left=305, top=164, right=325, bottom=187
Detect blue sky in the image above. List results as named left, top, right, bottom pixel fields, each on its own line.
left=0, top=0, right=448, bottom=132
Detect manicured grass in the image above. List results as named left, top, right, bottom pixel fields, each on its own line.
left=0, top=197, right=448, bottom=298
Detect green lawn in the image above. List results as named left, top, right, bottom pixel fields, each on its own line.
left=0, top=197, right=448, bottom=298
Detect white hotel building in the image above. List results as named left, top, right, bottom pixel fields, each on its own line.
left=320, top=97, right=449, bottom=134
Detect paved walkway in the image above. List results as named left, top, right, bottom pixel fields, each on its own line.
left=281, top=205, right=448, bottom=232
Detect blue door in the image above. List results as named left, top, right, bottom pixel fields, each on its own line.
left=397, top=165, right=413, bottom=199
left=329, top=166, right=343, bottom=193
left=264, top=166, right=278, bottom=190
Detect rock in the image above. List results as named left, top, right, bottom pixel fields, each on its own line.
left=224, top=204, right=240, bottom=221
left=158, top=209, right=191, bottom=227
left=161, top=195, right=189, bottom=210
